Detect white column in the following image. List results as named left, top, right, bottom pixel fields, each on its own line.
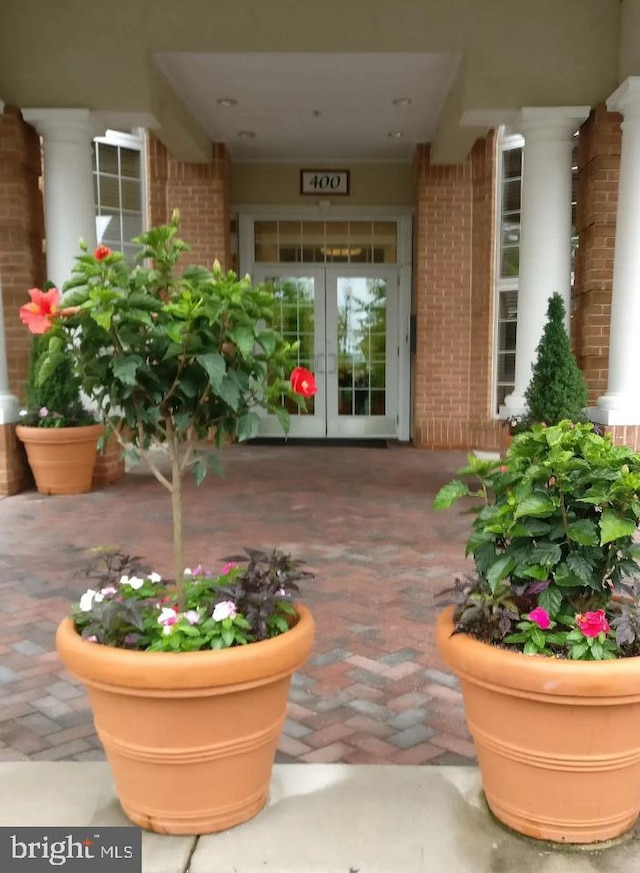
left=503, top=106, right=589, bottom=415
left=0, top=282, right=20, bottom=425
left=22, top=109, right=100, bottom=289
left=593, top=78, right=640, bottom=424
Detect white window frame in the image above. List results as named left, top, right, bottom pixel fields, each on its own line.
left=92, top=128, right=148, bottom=255
left=494, top=130, right=524, bottom=418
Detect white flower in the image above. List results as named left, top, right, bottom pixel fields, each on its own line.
left=126, top=576, right=145, bottom=590
left=148, top=572, right=162, bottom=583
left=183, top=610, right=200, bottom=625
left=78, top=589, right=104, bottom=612
left=212, top=601, right=237, bottom=622
left=19, top=408, right=28, bottom=418
left=119, top=574, right=130, bottom=586
left=183, top=568, right=193, bottom=576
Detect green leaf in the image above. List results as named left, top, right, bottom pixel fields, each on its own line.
left=570, top=641, right=590, bottom=659
left=193, top=458, right=207, bottom=487
left=599, top=509, right=637, bottom=545
left=566, top=552, right=597, bottom=584
left=228, top=326, right=255, bottom=359
left=514, top=493, right=555, bottom=519
left=528, top=541, right=562, bottom=567
left=518, top=564, right=549, bottom=580
left=273, top=405, right=290, bottom=436
left=433, top=480, right=469, bottom=509
left=217, top=376, right=241, bottom=411
left=236, top=412, right=260, bottom=442
left=197, top=353, right=226, bottom=391
left=538, top=585, right=562, bottom=616
left=567, top=519, right=599, bottom=546
left=486, top=555, right=516, bottom=594
left=112, top=355, right=143, bottom=386
left=531, top=628, right=545, bottom=648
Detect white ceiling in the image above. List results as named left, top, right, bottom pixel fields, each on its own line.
left=154, top=52, right=461, bottom=162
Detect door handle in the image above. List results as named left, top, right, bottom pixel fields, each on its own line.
left=326, top=353, right=337, bottom=374
left=315, top=353, right=326, bottom=374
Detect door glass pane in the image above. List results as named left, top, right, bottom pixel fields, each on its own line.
left=336, top=277, right=387, bottom=416
left=264, top=277, right=316, bottom=415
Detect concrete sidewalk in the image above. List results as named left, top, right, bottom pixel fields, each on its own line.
left=0, top=763, right=637, bottom=872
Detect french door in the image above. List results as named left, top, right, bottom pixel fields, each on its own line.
left=254, top=265, right=399, bottom=438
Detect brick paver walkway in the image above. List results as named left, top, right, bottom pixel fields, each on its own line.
left=0, top=443, right=477, bottom=765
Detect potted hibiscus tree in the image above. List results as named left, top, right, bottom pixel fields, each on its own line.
left=19, top=215, right=318, bottom=835
left=434, top=421, right=640, bottom=844
left=17, top=297, right=103, bottom=494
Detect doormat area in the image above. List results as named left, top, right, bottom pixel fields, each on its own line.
left=246, top=438, right=388, bottom=448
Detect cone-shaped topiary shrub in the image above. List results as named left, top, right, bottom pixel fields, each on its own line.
left=524, top=293, right=589, bottom=425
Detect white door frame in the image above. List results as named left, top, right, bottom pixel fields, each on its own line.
left=238, top=207, right=412, bottom=441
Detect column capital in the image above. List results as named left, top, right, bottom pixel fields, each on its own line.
left=517, top=106, right=591, bottom=143
left=22, top=108, right=105, bottom=142
left=607, top=77, right=640, bottom=119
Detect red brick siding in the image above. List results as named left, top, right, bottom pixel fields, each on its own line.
left=573, top=104, right=621, bottom=405
left=146, top=134, right=230, bottom=270
left=413, top=139, right=500, bottom=450
left=0, top=107, right=45, bottom=496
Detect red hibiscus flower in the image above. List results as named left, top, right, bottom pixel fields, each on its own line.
left=290, top=366, right=317, bottom=398
left=19, top=287, right=60, bottom=334
left=527, top=607, right=551, bottom=630
left=94, top=245, right=112, bottom=261
left=575, top=609, right=610, bottom=638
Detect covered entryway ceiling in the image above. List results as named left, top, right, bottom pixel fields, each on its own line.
left=154, top=53, right=461, bottom=162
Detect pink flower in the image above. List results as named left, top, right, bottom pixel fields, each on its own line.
left=183, top=610, right=200, bottom=625
left=527, top=607, right=551, bottom=630
left=219, top=562, right=237, bottom=575
left=19, top=287, right=60, bottom=334
left=38, top=407, right=48, bottom=418
left=575, top=609, right=610, bottom=638
left=100, top=585, right=118, bottom=597
left=86, top=635, right=98, bottom=643
left=212, top=601, right=237, bottom=622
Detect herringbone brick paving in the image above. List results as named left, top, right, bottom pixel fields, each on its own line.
left=0, top=443, right=477, bottom=765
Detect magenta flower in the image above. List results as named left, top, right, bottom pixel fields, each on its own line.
left=527, top=607, right=551, bottom=630
left=576, top=609, right=610, bottom=638
left=219, top=562, right=237, bottom=576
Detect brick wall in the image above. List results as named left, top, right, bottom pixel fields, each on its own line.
left=573, top=104, right=621, bottom=405
left=146, top=134, right=230, bottom=270
left=0, top=106, right=45, bottom=495
left=413, top=140, right=501, bottom=450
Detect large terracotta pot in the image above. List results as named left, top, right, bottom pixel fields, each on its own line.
left=436, top=605, right=640, bottom=844
left=56, top=606, right=315, bottom=835
left=16, top=423, right=105, bottom=495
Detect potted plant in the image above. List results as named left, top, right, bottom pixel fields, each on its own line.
left=501, top=293, right=589, bottom=455
left=15, top=322, right=103, bottom=495
left=434, top=420, right=640, bottom=844
left=19, top=217, right=318, bottom=835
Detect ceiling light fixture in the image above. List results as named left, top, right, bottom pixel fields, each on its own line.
left=392, top=97, right=412, bottom=106
left=388, top=131, right=404, bottom=138
left=237, top=130, right=256, bottom=139
left=217, top=98, right=238, bottom=107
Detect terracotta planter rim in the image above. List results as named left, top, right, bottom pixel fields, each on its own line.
left=437, top=605, right=640, bottom=699
left=56, top=604, right=315, bottom=691
left=16, top=423, right=105, bottom=445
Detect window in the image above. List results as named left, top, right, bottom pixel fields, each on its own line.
left=254, top=220, right=397, bottom=264
left=495, top=133, right=523, bottom=412
left=93, top=130, right=145, bottom=262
